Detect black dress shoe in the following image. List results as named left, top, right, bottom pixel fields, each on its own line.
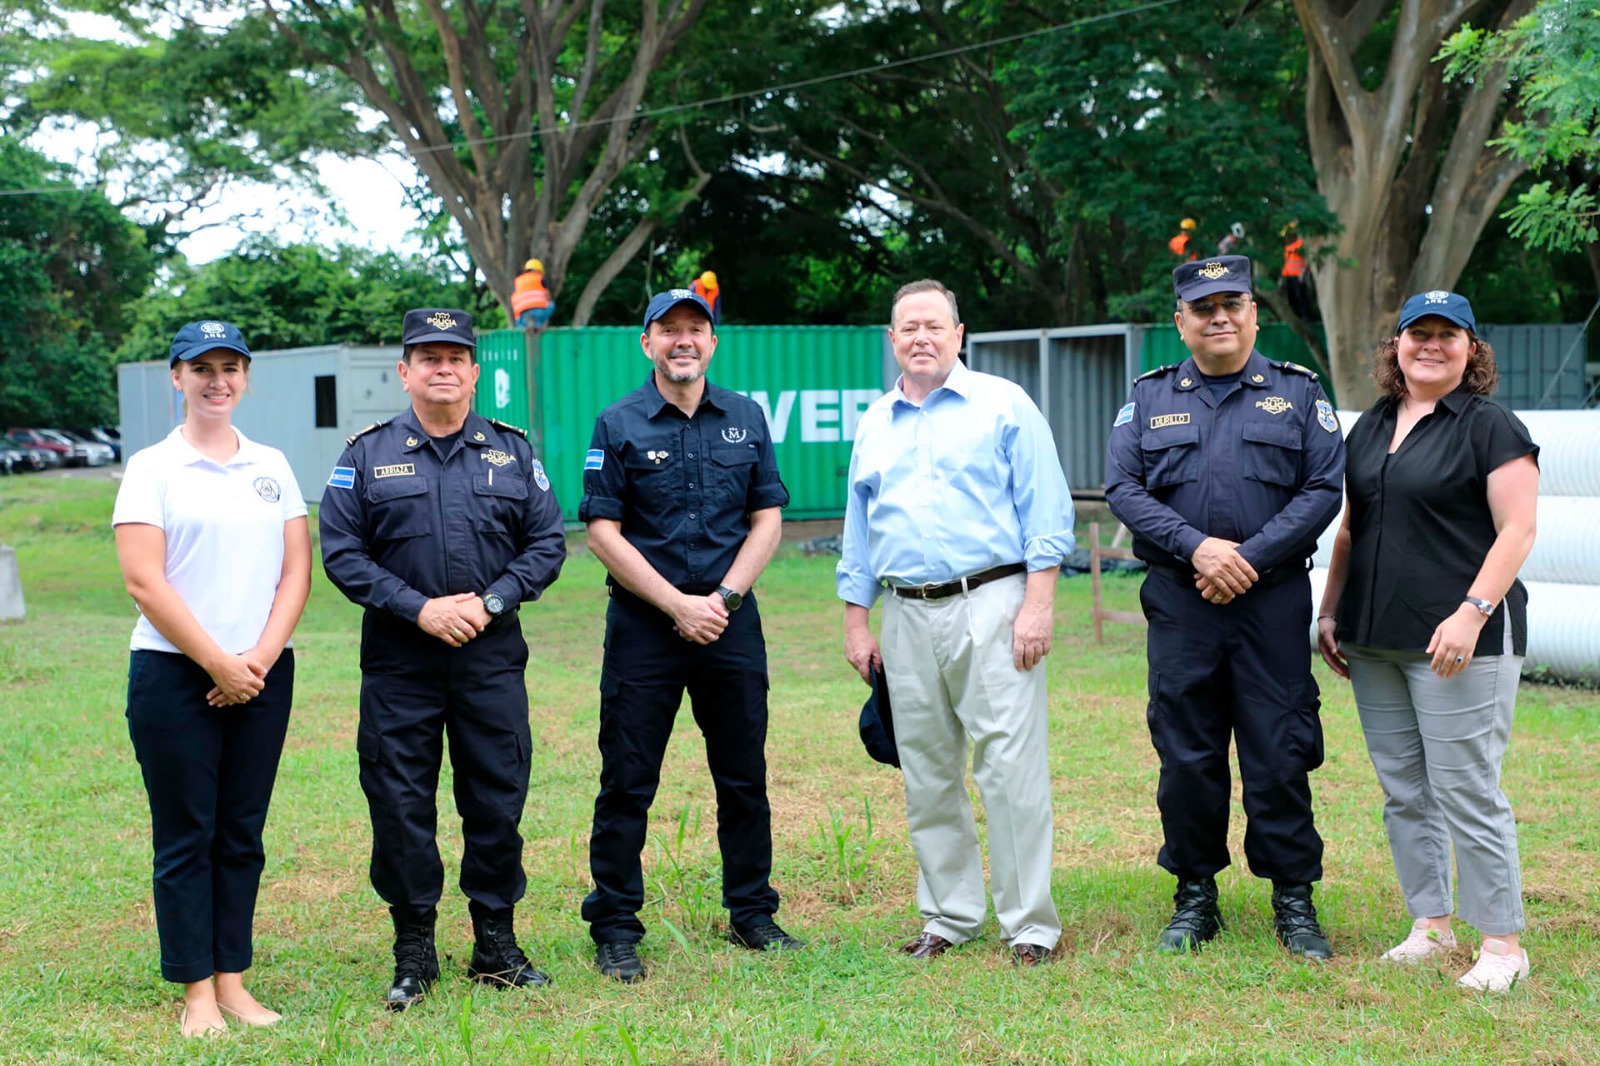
left=1011, top=943, right=1053, bottom=967
left=1272, top=883, right=1333, bottom=960
left=466, top=905, right=551, bottom=988
left=595, top=940, right=646, bottom=983
left=729, top=918, right=806, bottom=951
left=1157, top=877, right=1223, bottom=954
left=901, top=932, right=954, bottom=959
left=387, top=908, right=440, bottom=1012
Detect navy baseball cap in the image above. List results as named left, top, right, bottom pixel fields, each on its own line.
left=1173, top=256, right=1254, bottom=303
left=643, top=289, right=715, bottom=331
left=1397, top=290, right=1475, bottom=333
left=170, top=320, right=251, bottom=366
left=858, top=664, right=899, bottom=768
left=401, top=308, right=477, bottom=348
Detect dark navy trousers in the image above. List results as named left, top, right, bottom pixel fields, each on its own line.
left=356, top=615, right=531, bottom=918
left=1140, top=567, right=1325, bottom=884
left=126, top=649, right=294, bottom=983
left=583, top=590, right=778, bottom=943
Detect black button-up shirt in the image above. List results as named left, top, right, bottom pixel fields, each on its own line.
left=319, top=407, right=566, bottom=623
left=1105, top=349, right=1345, bottom=574
left=1336, top=387, right=1539, bottom=656
left=578, top=376, right=788, bottom=593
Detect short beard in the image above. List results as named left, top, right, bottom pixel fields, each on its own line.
left=655, top=353, right=703, bottom=385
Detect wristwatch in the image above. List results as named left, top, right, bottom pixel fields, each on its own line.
left=482, top=593, right=508, bottom=617
left=1463, top=596, right=1496, bottom=618
left=715, top=585, right=743, bottom=612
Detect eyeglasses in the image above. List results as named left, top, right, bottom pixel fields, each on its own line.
left=1185, top=296, right=1251, bottom=317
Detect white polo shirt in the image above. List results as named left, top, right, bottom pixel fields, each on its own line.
left=112, top=426, right=307, bottom=654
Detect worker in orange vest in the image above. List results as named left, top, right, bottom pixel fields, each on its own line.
left=1167, top=219, right=1197, bottom=261
left=1280, top=224, right=1315, bottom=321
left=692, top=270, right=722, bottom=325
left=512, top=259, right=555, bottom=331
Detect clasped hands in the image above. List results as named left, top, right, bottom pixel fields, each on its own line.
left=1191, top=537, right=1258, bottom=605
left=418, top=592, right=494, bottom=648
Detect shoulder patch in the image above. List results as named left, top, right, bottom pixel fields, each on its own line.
left=490, top=418, right=529, bottom=440
left=1135, top=363, right=1179, bottom=383
left=1273, top=360, right=1319, bottom=379
left=1114, top=401, right=1136, bottom=427
left=327, top=466, right=356, bottom=490
left=345, top=420, right=385, bottom=446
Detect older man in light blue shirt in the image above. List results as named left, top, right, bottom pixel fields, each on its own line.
left=839, top=278, right=1074, bottom=966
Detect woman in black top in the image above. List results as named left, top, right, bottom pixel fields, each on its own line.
left=1317, top=291, right=1538, bottom=993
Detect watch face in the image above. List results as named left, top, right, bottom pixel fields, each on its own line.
left=720, top=587, right=743, bottom=611
left=483, top=594, right=506, bottom=616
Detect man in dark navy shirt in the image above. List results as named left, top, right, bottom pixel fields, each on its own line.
left=1105, top=257, right=1344, bottom=960
left=320, top=308, right=566, bottom=1009
left=577, top=289, right=797, bottom=983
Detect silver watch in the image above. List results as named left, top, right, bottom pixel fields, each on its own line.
left=1463, top=596, right=1495, bottom=618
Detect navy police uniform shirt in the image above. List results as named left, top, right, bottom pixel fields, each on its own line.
left=578, top=376, right=788, bottom=593
left=320, top=407, right=566, bottom=623
left=1104, top=349, right=1344, bottom=574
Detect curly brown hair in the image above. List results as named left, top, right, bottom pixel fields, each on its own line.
left=1371, top=333, right=1498, bottom=398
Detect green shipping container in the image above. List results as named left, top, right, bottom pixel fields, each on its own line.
left=474, top=325, right=889, bottom=521
left=1140, top=322, right=1338, bottom=405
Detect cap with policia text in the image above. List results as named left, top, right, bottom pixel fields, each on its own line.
left=1173, top=255, right=1253, bottom=303
left=402, top=308, right=477, bottom=348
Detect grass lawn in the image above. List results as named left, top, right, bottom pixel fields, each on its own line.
left=0, top=477, right=1596, bottom=1065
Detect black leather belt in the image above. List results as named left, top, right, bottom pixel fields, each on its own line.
left=890, top=563, right=1026, bottom=601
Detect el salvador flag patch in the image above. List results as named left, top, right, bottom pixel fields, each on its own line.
left=327, top=465, right=356, bottom=489
left=584, top=449, right=604, bottom=471
left=1113, top=401, right=1135, bottom=428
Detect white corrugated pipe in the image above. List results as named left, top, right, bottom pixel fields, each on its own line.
left=1308, top=570, right=1600, bottom=683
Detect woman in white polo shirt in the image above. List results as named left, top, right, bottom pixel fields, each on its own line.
left=113, top=321, right=311, bottom=1038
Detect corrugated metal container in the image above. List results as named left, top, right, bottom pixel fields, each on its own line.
left=118, top=345, right=404, bottom=503
left=966, top=326, right=1141, bottom=492
left=476, top=325, right=891, bottom=520
left=1478, top=324, right=1588, bottom=409
left=475, top=329, right=535, bottom=435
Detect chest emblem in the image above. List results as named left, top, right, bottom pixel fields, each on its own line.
left=374, top=463, right=416, bottom=479
left=1149, top=413, right=1191, bottom=429
left=1316, top=399, right=1339, bottom=434
left=253, top=477, right=281, bottom=503
left=482, top=449, right=516, bottom=467
left=1255, top=396, right=1293, bottom=415
left=721, top=427, right=748, bottom=444
left=647, top=449, right=670, bottom=464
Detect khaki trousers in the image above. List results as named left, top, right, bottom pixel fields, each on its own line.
left=882, top=574, right=1060, bottom=948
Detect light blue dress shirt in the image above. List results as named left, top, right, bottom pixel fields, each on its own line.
left=836, top=360, right=1075, bottom=608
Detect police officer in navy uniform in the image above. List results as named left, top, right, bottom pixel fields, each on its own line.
left=1105, top=257, right=1344, bottom=959
left=578, top=288, right=799, bottom=983
left=320, top=308, right=566, bottom=1008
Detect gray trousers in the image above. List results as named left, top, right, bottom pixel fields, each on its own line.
left=1345, top=625, right=1525, bottom=935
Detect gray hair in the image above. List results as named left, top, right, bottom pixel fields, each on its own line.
left=891, top=279, right=960, bottom=326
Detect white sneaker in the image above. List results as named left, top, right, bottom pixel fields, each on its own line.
left=1380, top=918, right=1456, bottom=963
left=1457, top=938, right=1530, bottom=993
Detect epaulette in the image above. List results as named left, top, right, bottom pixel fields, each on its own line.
left=1135, top=363, right=1179, bottom=382
left=1273, top=360, right=1319, bottom=379
left=490, top=418, right=529, bottom=440
left=345, top=420, right=386, bottom=446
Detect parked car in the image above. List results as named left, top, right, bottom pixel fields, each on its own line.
left=0, top=444, right=25, bottom=475
left=2, top=438, right=61, bottom=471
left=55, top=428, right=116, bottom=466
left=69, top=426, right=123, bottom=462
left=8, top=428, right=79, bottom=467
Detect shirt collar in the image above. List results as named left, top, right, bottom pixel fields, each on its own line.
left=395, top=406, right=487, bottom=450
left=892, top=358, right=972, bottom=408
left=1172, top=349, right=1269, bottom=391
left=641, top=374, right=723, bottom=419
left=164, top=424, right=261, bottom=468
left=1437, top=383, right=1474, bottom=415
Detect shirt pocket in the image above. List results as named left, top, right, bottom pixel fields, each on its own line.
left=709, top=443, right=759, bottom=507
left=472, top=474, right=528, bottom=534
left=623, top=450, right=678, bottom=510
left=1141, top=424, right=1201, bottom=490
left=1241, top=421, right=1303, bottom=487
left=364, top=476, right=432, bottom=541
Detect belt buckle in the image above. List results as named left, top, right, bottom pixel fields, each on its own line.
left=920, top=580, right=939, bottom=599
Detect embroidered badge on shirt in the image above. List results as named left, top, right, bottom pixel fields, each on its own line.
left=374, top=464, right=416, bottom=479
left=1114, top=401, right=1135, bottom=427
left=328, top=466, right=356, bottom=490
left=532, top=459, right=550, bottom=491
left=482, top=449, right=515, bottom=467
left=647, top=450, right=669, bottom=464
left=1255, top=396, right=1293, bottom=415
left=253, top=476, right=281, bottom=503
left=473, top=431, right=486, bottom=442
left=1149, top=413, right=1192, bottom=429
left=1179, top=377, right=1194, bottom=388
left=1316, top=399, right=1338, bottom=433
left=1251, top=373, right=1265, bottom=383
left=721, top=427, right=748, bottom=444
left=405, top=436, right=419, bottom=447
left=584, top=449, right=604, bottom=471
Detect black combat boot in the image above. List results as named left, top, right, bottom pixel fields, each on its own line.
left=467, top=903, right=551, bottom=988
left=1272, top=882, right=1333, bottom=960
left=1157, top=877, right=1223, bottom=954
left=387, top=907, right=440, bottom=1011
